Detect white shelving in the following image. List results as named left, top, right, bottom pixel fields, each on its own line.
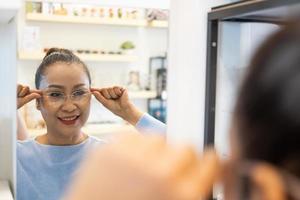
left=128, top=90, right=157, bottom=99
left=26, top=13, right=168, bottom=28
left=18, top=51, right=138, bottom=62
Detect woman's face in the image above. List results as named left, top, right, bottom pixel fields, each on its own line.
left=37, top=62, right=91, bottom=138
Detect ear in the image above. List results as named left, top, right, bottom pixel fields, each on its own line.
left=36, top=99, right=41, bottom=110
left=251, top=163, right=286, bottom=200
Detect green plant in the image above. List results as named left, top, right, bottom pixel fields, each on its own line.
left=120, top=41, right=135, bottom=50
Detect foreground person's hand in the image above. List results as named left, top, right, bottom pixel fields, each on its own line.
left=91, top=86, right=143, bottom=125
left=17, top=84, right=42, bottom=109
left=63, top=134, right=220, bottom=200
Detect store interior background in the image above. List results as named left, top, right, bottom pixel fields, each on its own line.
left=0, top=0, right=282, bottom=197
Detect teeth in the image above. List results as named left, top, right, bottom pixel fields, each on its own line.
left=61, top=116, right=77, bottom=121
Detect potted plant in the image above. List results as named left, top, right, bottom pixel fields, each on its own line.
left=120, top=41, right=135, bottom=54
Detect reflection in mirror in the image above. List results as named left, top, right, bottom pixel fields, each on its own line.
left=16, top=1, right=168, bottom=200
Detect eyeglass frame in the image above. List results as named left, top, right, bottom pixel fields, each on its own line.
left=41, top=88, right=92, bottom=105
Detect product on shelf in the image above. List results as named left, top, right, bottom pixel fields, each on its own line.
left=26, top=2, right=154, bottom=22
left=120, top=41, right=135, bottom=54
left=127, top=71, right=142, bottom=91
left=120, top=41, right=135, bottom=50
left=146, top=9, right=169, bottom=21
left=26, top=2, right=42, bottom=13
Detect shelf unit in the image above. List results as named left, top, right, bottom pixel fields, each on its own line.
left=26, top=13, right=168, bottom=28
left=204, top=0, right=300, bottom=147
left=18, top=51, right=138, bottom=62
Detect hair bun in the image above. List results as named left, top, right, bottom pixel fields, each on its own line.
left=43, top=48, right=73, bottom=60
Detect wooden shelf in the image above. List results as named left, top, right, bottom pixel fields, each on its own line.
left=18, top=51, right=138, bottom=62
left=26, top=13, right=168, bottom=28
left=128, top=90, right=157, bottom=99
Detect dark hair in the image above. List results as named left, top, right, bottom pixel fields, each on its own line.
left=234, top=21, right=300, bottom=178
left=35, top=48, right=91, bottom=89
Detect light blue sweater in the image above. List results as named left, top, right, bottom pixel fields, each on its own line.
left=17, top=114, right=166, bottom=200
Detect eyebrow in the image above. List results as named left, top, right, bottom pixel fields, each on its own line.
left=47, top=84, right=88, bottom=90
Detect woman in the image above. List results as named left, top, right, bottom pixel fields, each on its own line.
left=16, top=48, right=166, bottom=200
left=64, top=21, right=300, bottom=199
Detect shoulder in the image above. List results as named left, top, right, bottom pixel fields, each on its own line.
left=17, top=139, right=35, bottom=150
left=17, top=139, right=40, bottom=160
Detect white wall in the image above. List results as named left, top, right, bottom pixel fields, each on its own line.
left=0, top=18, right=17, bottom=195
left=167, top=0, right=231, bottom=152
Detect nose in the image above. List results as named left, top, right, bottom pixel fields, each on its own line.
left=60, top=96, right=77, bottom=112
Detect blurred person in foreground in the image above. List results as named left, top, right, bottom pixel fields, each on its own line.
left=64, top=20, right=300, bottom=200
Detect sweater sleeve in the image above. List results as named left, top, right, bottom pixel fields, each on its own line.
left=135, top=113, right=166, bottom=135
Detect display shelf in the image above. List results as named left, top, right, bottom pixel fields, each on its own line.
left=28, top=123, right=137, bottom=138
left=18, top=51, right=138, bottom=62
left=26, top=13, right=168, bottom=28
left=148, top=20, right=168, bottom=28
left=128, top=90, right=157, bottom=99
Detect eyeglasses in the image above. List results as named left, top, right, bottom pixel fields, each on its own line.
left=42, top=89, right=91, bottom=105
left=222, top=161, right=300, bottom=200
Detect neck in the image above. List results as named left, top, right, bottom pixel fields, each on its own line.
left=37, top=131, right=88, bottom=146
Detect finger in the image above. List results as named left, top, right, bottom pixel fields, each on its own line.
left=30, top=89, right=42, bottom=95
left=90, top=87, right=101, bottom=92
left=18, top=86, right=30, bottom=97
left=92, top=91, right=109, bottom=106
left=100, top=89, right=112, bottom=99
left=107, top=88, right=118, bottom=99
left=22, top=93, right=42, bottom=104
left=17, top=93, right=41, bottom=109
left=113, top=86, right=123, bottom=97
left=17, top=84, right=23, bottom=95
left=121, top=89, right=130, bottom=100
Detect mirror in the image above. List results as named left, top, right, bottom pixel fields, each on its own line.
left=16, top=1, right=169, bottom=200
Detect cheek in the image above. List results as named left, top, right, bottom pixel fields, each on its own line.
left=79, top=98, right=91, bottom=116
left=39, top=101, right=59, bottom=118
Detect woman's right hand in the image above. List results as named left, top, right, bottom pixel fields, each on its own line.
left=17, top=84, right=42, bottom=109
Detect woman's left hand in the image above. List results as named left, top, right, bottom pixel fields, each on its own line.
left=91, top=86, right=143, bottom=125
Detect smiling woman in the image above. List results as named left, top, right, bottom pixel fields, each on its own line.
left=16, top=48, right=166, bottom=200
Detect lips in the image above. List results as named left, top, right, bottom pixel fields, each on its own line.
left=58, top=115, right=80, bottom=125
